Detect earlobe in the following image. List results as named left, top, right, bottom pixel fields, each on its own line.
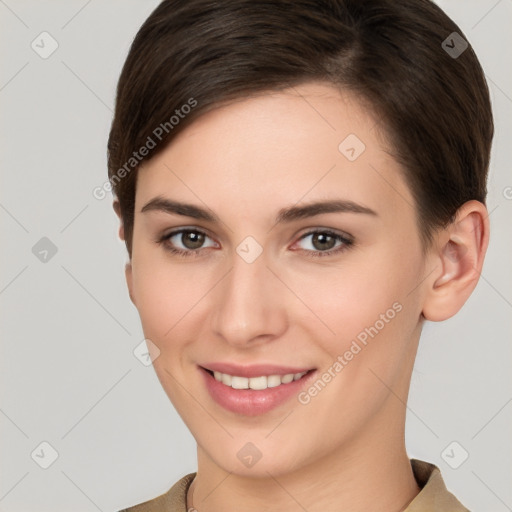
left=422, top=200, right=490, bottom=322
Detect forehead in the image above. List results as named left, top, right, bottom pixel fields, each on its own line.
left=135, top=82, right=415, bottom=226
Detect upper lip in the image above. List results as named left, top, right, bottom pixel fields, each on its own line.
left=201, top=362, right=315, bottom=378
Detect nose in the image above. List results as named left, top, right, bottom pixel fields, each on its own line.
left=209, top=249, right=288, bottom=348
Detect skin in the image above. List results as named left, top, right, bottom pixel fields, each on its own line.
left=114, top=82, right=489, bottom=511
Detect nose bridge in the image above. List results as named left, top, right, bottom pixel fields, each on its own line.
left=210, top=246, right=286, bottom=345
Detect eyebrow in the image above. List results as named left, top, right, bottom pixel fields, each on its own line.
left=140, top=196, right=378, bottom=224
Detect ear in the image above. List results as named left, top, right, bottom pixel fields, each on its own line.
left=112, top=199, right=125, bottom=241
left=113, top=199, right=136, bottom=306
left=124, top=261, right=136, bottom=306
left=422, top=200, right=490, bottom=322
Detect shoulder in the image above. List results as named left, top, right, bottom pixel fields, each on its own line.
left=406, top=459, right=470, bottom=512
left=118, top=472, right=196, bottom=512
left=117, top=462, right=470, bottom=511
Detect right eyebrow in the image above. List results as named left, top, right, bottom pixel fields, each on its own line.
left=140, top=197, right=219, bottom=222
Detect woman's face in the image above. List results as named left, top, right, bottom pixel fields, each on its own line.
left=126, top=82, right=429, bottom=476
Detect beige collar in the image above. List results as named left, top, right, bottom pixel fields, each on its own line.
left=119, top=458, right=469, bottom=511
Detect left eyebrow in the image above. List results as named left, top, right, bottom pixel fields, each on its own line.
left=140, top=196, right=378, bottom=224
left=275, top=199, right=378, bottom=223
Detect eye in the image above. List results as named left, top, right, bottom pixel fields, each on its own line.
left=158, top=227, right=354, bottom=259
left=293, top=229, right=354, bottom=258
left=159, top=228, right=217, bottom=257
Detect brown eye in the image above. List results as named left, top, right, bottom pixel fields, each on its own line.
left=160, top=228, right=217, bottom=256
left=180, top=230, right=206, bottom=249
left=294, top=229, right=354, bottom=258
left=310, top=232, right=337, bottom=251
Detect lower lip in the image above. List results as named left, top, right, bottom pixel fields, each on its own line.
left=199, top=366, right=316, bottom=416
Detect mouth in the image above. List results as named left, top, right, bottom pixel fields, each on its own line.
left=202, top=367, right=313, bottom=390
left=199, top=365, right=317, bottom=416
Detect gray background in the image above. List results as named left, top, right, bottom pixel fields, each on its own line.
left=0, top=1, right=510, bottom=511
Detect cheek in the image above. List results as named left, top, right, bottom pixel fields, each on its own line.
left=130, top=254, right=202, bottom=342
left=287, top=243, right=422, bottom=358
left=288, top=257, right=401, bottom=328
left=130, top=248, right=228, bottom=353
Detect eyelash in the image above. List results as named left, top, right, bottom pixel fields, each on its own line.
left=157, top=228, right=354, bottom=259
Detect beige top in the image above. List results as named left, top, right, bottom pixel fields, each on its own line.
left=118, top=459, right=469, bottom=511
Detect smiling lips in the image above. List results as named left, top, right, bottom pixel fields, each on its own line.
left=200, top=363, right=316, bottom=415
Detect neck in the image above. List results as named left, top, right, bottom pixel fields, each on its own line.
left=187, top=411, right=420, bottom=511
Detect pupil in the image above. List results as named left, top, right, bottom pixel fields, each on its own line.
left=313, top=233, right=335, bottom=251
left=183, top=231, right=204, bottom=249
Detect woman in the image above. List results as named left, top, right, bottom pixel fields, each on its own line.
left=108, top=0, right=493, bottom=510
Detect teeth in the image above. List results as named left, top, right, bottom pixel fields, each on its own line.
left=281, top=373, right=294, bottom=384
left=267, top=375, right=282, bottom=388
left=212, top=370, right=308, bottom=390
left=248, top=375, right=267, bottom=390
left=220, top=372, right=232, bottom=386
left=231, top=376, right=249, bottom=389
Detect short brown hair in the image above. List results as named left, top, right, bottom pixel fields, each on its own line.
left=107, top=0, right=493, bottom=257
